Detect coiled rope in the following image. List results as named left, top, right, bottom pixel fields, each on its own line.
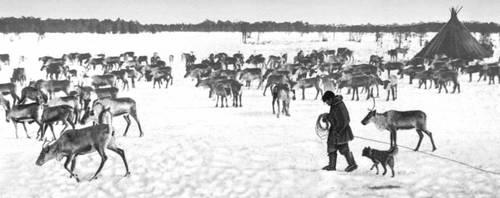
left=315, top=113, right=500, bottom=176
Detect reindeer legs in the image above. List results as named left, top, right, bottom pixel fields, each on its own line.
left=122, top=115, right=131, bottom=137
left=415, top=129, right=424, bottom=151
left=64, top=155, right=80, bottom=182
left=91, top=146, right=108, bottom=181
left=107, top=143, right=131, bottom=177
left=422, top=129, right=437, bottom=151
left=131, top=112, right=144, bottom=137
left=22, top=122, right=31, bottom=139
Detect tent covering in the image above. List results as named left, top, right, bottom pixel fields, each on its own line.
left=414, top=8, right=493, bottom=60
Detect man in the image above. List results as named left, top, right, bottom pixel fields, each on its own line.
left=321, top=91, right=357, bottom=172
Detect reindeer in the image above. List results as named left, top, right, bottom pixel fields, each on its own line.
left=152, top=70, right=173, bottom=89
left=262, top=74, right=290, bottom=96
left=387, top=47, right=409, bottom=61
left=77, top=53, right=91, bottom=65
left=267, top=54, right=287, bottom=69
left=19, top=85, right=48, bottom=104
left=338, top=75, right=372, bottom=101
left=271, top=83, right=296, bottom=118
left=0, top=83, right=20, bottom=104
left=238, top=68, right=263, bottom=88
left=91, top=75, right=116, bottom=88
left=413, top=70, right=434, bottom=89
left=45, top=91, right=81, bottom=123
left=108, top=70, right=129, bottom=90
left=462, top=64, right=486, bottom=82
left=369, top=55, right=383, bottom=68
left=88, top=57, right=105, bottom=70
left=39, top=105, right=75, bottom=140
left=216, top=79, right=243, bottom=107
left=246, top=54, right=266, bottom=69
left=337, top=48, right=354, bottom=62
left=381, top=75, right=398, bottom=101
left=381, top=62, right=404, bottom=78
left=81, top=97, right=143, bottom=137
left=5, top=102, right=44, bottom=139
left=361, top=97, right=437, bottom=151
left=10, top=68, right=27, bottom=86
left=181, top=53, right=196, bottom=66
left=399, top=65, right=425, bottom=84
left=292, top=76, right=323, bottom=100
left=36, top=106, right=130, bottom=182
left=136, top=56, right=148, bottom=65
left=213, top=82, right=232, bottom=108
left=40, top=62, right=65, bottom=80
left=486, top=64, right=500, bottom=85
left=433, top=70, right=460, bottom=94
left=0, top=54, right=10, bottom=67
left=94, top=87, right=119, bottom=99
left=36, top=80, right=71, bottom=99
left=195, top=76, right=228, bottom=98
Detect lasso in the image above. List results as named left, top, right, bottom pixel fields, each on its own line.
left=315, top=113, right=331, bottom=140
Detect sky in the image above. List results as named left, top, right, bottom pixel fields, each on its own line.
left=0, top=0, right=498, bottom=25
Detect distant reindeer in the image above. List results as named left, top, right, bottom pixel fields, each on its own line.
left=10, top=68, right=27, bottom=86
left=0, top=83, right=20, bottom=104
left=77, top=53, right=92, bottom=65
left=381, top=75, right=398, bottom=101
left=292, top=76, right=323, bottom=100
left=81, top=98, right=144, bottom=137
left=246, top=54, right=266, bottom=69
left=0, top=54, right=10, bottom=67
left=433, top=70, right=460, bottom=94
left=40, top=62, right=65, bottom=80
left=262, top=74, right=290, bottom=96
left=338, top=75, right=371, bottom=101
left=168, top=55, right=174, bottom=66
left=463, top=64, right=486, bottom=82
left=485, top=64, right=500, bottom=85
left=91, top=75, right=116, bottom=88
left=381, top=62, right=404, bottom=78
left=5, top=102, right=44, bottom=139
left=213, top=81, right=232, bottom=108
left=94, top=87, right=119, bottom=99
left=271, top=83, right=296, bottom=118
left=387, top=47, right=409, bottom=61
left=413, top=70, right=435, bottom=89
left=36, top=106, right=130, bottom=182
left=361, top=97, right=437, bottom=151
left=38, top=105, right=75, bottom=140
left=238, top=68, right=263, bottom=88
left=35, top=80, right=71, bottom=99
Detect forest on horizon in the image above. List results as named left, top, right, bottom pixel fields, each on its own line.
left=1, top=17, right=500, bottom=34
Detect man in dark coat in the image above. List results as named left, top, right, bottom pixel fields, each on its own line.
left=321, top=91, right=357, bottom=172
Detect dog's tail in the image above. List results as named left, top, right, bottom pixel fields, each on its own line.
left=389, top=146, right=398, bottom=156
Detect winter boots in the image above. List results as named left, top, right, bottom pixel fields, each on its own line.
left=344, top=151, right=358, bottom=172
left=322, top=152, right=337, bottom=171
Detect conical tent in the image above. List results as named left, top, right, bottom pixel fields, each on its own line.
left=414, top=8, right=493, bottom=60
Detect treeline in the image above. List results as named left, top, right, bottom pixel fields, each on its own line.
left=1, top=17, right=500, bottom=34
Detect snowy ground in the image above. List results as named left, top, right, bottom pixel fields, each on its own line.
left=0, top=32, right=499, bottom=198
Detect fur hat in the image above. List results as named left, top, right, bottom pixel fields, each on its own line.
left=322, top=91, right=336, bottom=102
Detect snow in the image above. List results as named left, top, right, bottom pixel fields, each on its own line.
left=0, top=32, right=500, bottom=198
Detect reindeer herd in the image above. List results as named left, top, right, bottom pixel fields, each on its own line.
left=0, top=44, right=498, bottom=182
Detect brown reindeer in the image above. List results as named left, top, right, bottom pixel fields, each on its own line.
left=271, top=83, right=296, bottom=118
left=0, top=83, right=20, bottom=104
left=36, top=106, right=130, bottom=182
left=292, top=76, right=323, bottom=100
left=361, top=97, right=437, bottom=151
left=81, top=97, right=143, bottom=137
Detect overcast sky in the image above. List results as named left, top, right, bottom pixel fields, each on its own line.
left=0, top=0, right=497, bottom=25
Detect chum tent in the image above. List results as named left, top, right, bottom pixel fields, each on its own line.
left=414, top=7, right=493, bottom=60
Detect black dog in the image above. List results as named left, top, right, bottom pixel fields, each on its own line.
left=362, top=146, right=398, bottom=177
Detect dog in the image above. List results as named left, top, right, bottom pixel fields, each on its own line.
left=362, top=146, right=398, bottom=177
